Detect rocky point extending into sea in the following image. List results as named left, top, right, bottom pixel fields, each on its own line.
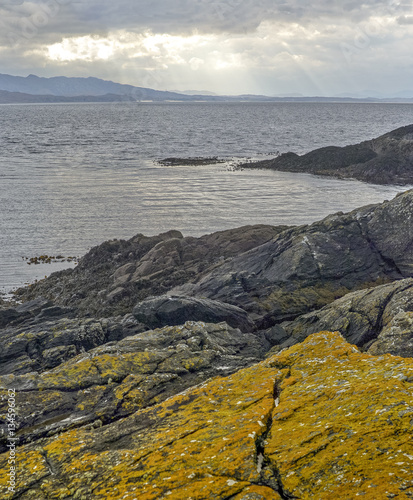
left=237, top=124, right=413, bottom=185
left=1, top=131, right=413, bottom=498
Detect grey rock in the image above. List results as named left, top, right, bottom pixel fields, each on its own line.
left=133, top=294, right=256, bottom=332
left=274, top=278, right=413, bottom=357
left=0, top=308, right=19, bottom=327
left=42, top=344, right=78, bottom=369
left=35, top=305, right=74, bottom=320
left=0, top=315, right=145, bottom=376
left=0, top=297, right=54, bottom=328
left=15, top=297, right=53, bottom=315
left=175, top=190, right=413, bottom=327
left=12, top=190, right=413, bottom=333
left=15, top=225, right=286, bottom=318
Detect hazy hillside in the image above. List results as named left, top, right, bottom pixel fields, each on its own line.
left=0, top=73, right=193, bottom=100
left=1, top=73, right=413, bottom=103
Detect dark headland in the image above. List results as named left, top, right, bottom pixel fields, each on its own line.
left=237, top=124, right=413, bottom=185
left=1, top=130, right=413, bottom=497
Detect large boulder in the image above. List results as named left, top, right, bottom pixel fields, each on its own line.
left=2, top=331, right=413, bottom=499
left=133, top=294, right=255, bottom=332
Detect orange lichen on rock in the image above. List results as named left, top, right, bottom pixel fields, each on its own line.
left=0, top=331, right=412, bottom=499
left=265, top=331, right=413, bottom=499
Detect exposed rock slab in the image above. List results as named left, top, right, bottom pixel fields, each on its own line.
left=1, top=331, right=412, bottom=499
left=158, top=156, right=225, bottom=166
left=133, top=294, right=255, bottom=332
left=238, top=124, right=413, bottom=185
left=0, top=321, right=266, bottom=450
left=269, top=277, right=413, bottom=357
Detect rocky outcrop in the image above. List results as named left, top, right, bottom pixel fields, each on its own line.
left=0, top=311, right=145, bottom=377
left=12, top=189, right=413, bottom=333
left=268, top=277, right=413, bottom=357
left=133, top=294, right=255, bottom=332
left=7, top=189, right=413, bottom=348
left=0, top=321, right=266, bottom=451
left=1, top=331, right=412, bottom=499
left=238, top=124, right=413, bottom=185
left=15, top=225, right=286, bottom=318
left=175, top=189, right=413, bottom=327
left=4, top=133, right=413, bottom=498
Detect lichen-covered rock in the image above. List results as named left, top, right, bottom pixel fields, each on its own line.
left=0, top=321, right=266, bottom=450
left=0, top=314, right=143, bottom=376
left=273, top=277, right=413, bottom=356
left=264, top=331, right=413, bottom=499
left=1, top=331, right=412, bottom=499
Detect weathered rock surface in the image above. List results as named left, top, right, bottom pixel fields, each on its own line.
left=0, top=312, right=144, bottom=377
left=268, top=277, right=413, bottom=357
left=1, top=331, right=412, bottom=499
left=10, top=189, right=413, bottom=334
left=0, top=321, right=266, bottom=451
left=4, top=189, right=413, bottom=356
left=0, top=298, right=55, bottom=328
left=176, top=189, right=413, bottom=327
left=238, top=124, right=413, bottom=185
left=15, top=225, right=286, bottom=319
left=133, top=294, right=256, bottom=332
left=7, top=190, right=413, bottom=336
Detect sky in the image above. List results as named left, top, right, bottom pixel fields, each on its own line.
left=0, top=0, right=413, bottom=96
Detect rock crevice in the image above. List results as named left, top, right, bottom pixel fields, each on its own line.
left=254, top=381, right=297, bottom=500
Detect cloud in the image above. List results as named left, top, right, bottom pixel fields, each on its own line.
left=398, top=15, right=413, bottom=24
left=0, top=0, right=412, bottom=95
left=1, top=0, right=412, bottom=42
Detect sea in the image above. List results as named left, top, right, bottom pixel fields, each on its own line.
left=1, top=101, right=413, bottom=294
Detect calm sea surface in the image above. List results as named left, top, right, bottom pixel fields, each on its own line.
left=1, top=101, right=413, bottom=293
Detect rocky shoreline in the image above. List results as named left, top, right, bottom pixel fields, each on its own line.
left=1, top=188, right=413, bottom=498
left=237, top=124, right=413, bottom=185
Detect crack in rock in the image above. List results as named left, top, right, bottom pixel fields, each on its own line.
left=254, top=380, right=298, bottom=500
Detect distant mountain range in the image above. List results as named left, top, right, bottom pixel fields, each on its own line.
left=0, top=73, right=197, bottom=101
left=1, top=73, right=413, bottom=104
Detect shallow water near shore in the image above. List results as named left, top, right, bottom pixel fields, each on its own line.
left=1, top=101, right=413, bottom=293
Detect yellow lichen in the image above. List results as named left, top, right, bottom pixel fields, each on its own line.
left=1, top=331, right=412, bottom=499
